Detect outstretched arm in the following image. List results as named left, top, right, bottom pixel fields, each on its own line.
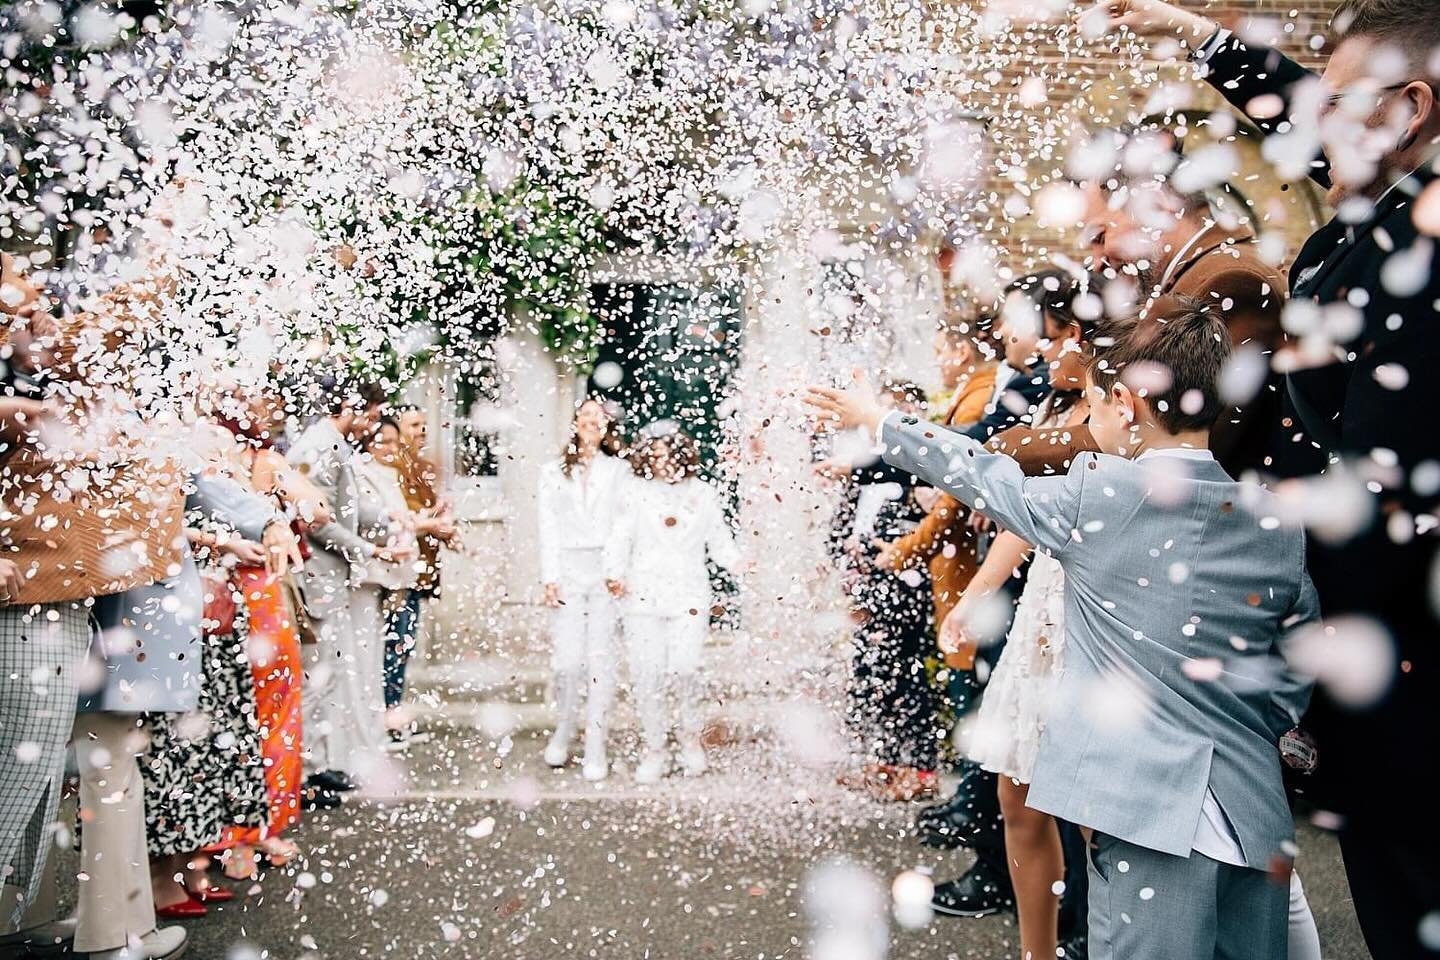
left=878, top=414, right=1085, bottom=558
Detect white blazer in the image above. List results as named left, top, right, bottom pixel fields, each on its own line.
left=603, top=476, right=740, bottom=617
left=536, top=453, right=628, bottom=584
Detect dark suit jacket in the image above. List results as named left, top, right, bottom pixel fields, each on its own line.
left=1204, top=33, right=1440, bottom=816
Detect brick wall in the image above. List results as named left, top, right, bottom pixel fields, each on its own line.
left=956, top=0, right=1338, bottom=277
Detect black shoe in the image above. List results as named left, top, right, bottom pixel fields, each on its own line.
left=302, top=777, right=344, bottom=810
left=314, top=769, right=357, bottom=792
left=1058, top=933, right=1087, bottom=959
left=916, top=793, right=1005, bottom=850
left=930, top=862, right=1015, bottom=918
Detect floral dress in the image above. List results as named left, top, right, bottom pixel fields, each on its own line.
left=141, top=580, right=267, bottom=856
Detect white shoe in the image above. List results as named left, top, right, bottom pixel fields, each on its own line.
left=634, top=753, right=667, bottom=785
left=90, top=925, right=188, bottom=960
left=679, top=743, right=708, bottom=777
left=543, top=739, right=569, bottom=768
left=581, top=760, right=608, bottom=782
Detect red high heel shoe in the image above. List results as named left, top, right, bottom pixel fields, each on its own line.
left=155, top=895, right=208, bottom=919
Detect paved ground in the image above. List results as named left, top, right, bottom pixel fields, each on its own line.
left=50, top=729, right=1368, bottom=960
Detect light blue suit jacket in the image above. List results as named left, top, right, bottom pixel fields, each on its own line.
left=880, top=413, right=1316, bottom=864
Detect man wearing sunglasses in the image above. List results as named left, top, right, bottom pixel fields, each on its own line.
left=1087, top=1, right=1440, bottom=957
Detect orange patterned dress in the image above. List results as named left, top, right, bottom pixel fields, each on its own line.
left=215, top=566, right=302, bottom=845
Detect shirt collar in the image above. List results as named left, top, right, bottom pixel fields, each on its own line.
left=1135, top=446, right=1214, bottom=462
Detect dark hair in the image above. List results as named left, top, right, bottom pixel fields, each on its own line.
left=1083, top=124, right=1212, bottom=218
left=1009, top=268, right=1107, bottom=342
left=362, top=416, right=401, bottom=451
left=323, top=376, right=388, bottom=417
left=1332, top=0, right=1440, bottom=67
left=1089, top=298, right=1232, bottom=434
left=937, top=308, right=999, bottom=359
left=880, top=377, right=928, bottom=409
left=629, top=428, right=700, bottom=481
left=559, top=397, right=624, bottom=477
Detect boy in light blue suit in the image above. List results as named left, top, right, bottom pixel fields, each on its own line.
left=808, top=303, right=1315, bottom=959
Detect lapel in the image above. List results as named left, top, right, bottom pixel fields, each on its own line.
left=575, top=455, right=614, bottom=515
left=1289, top=167, right=1428, bottom=300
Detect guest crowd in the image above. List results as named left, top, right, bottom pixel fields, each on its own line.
left=0, top=252, right=459, bottom=958
left=3, top=0, right=1440, bottom=957
left=803, top=1, right=1440, bottom=958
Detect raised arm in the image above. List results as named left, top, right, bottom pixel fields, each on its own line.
left=290, top=445, right=374, bottom=563
left=187, top=471, right=283, bottom=542
left=1087, top=0, right=1329, bottom=185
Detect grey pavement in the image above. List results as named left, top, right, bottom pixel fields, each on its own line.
left=48, top=729, right=1368, bottom=960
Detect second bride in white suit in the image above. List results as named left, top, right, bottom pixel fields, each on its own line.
left=604, top=426, right=740, bottom=784
left=537, top=398, right=628, bottom=781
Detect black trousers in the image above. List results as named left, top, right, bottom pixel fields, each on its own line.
left=1340, top=817, right=1440, bottom=958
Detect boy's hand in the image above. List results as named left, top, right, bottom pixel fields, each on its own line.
left=605, top=579, right=626, bottom=598
left=542, top=582, right=562, bottom=608
left=873, top=539, right=901, bottom=572
left=804, top=376, right=886, bottom=434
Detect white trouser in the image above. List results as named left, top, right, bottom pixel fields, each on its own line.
left=1288, top=872, right=1321, bottom=960
left=548, top=558, right=618, bottom=762
left=71, top=712, right=155, bottom=954
left=624, top=612, right=707, bottom=756
left=303, top=587, right=386, bottom=777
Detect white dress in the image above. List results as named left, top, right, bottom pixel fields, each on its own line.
left=964, top=401, right=1073, bottom=783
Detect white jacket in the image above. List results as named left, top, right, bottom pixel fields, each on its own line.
left=536, top=453, right=628, bottom=584
left=604, top=476, right=741, bottom=617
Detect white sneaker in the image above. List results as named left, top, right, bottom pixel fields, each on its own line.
left=634, top=753, right=667, bottom=785
left=90, top=925, right=188, bottom=960
left=679, top=743, right=708, bottom=777
left=543, top=739, right=569, bottom=768
left=581, top=760, right=608, bottom=782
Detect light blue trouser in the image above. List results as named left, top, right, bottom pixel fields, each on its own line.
left=1087, top=833, right=1288, bottom=960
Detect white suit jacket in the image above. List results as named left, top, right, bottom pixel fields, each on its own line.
left=535, top=453, right=628, bottom=584
left=604, top=476, right=740, bottom=617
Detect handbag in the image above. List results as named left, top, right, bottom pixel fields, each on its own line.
left=280, top=575, right=320, bottom=645
left=201, top=567, right=237, bottom=638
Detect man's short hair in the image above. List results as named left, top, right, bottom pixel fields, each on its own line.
left=937, top=308, right=998, bottom=360
left=880, top=377, right=928, bottom=409
left=1333, top=0, right=1440, bottom=69
left=1089, top=297, right=1232, bottom=434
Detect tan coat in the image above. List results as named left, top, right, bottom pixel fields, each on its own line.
left=1, top=439, right=186, bottom=606
left=1144, top=223, right=1288, bottom=476
left=2, top=287, right=187, bottom=605
left=883, top=368, right=996, bottom=645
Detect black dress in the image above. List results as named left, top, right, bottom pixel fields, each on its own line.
left=829, top=469, right=938, bottom=771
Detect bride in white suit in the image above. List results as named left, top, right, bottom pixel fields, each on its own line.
left=536, top=399, right=628, bottom=781
left=604, top=426, right=740, bottom=784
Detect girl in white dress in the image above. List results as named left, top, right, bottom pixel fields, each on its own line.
left=537, top=399, right=628, bottom=781
left=604, top=427, right=740, bottom=784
